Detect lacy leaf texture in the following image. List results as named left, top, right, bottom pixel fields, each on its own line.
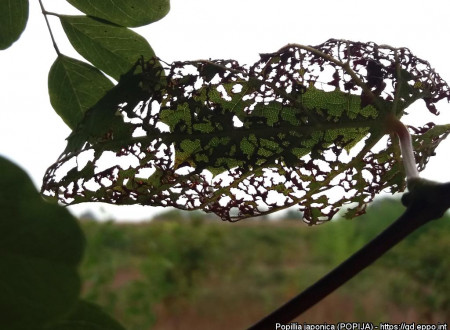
left=42, top=39, right=450, bottom=224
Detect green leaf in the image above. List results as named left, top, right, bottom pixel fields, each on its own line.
left=0, top=156, right=84, bottom=329
left=0, top=0, right=29, bottom=50
left=62, top=58, right=164, bottom=153
left=48, top=55, right=114, bottom=129
left=60, top=15, right=156, bottom=80
left=45, top=300, right=125, bottom=330
left=413, top=123, right=450, bottom=171
left=66, top=0, right=170, bottom=27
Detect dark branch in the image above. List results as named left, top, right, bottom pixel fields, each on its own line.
left=248, top=179, right=450, bottom=329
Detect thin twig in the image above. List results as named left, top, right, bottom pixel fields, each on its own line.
left=248, top=179, right=450, bottom=329
left=38, top=0, right=60, bottom=56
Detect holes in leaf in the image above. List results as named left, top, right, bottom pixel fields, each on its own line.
left=42, top=39, right=450, bottom=224
left=84, top=178, right=101, bottom=192
left=216, top=85, right=231, bottom=101
left=95, top=151, right=139, bottom=173
left=232, top=84, right=243, bottom=93
left=76, top=150, right=94, bottom=171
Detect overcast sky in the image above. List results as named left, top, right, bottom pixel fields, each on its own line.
left=1, top=0, right=450, bottom=221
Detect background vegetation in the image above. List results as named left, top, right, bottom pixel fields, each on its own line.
left=79, top=198, right=450, bottom=329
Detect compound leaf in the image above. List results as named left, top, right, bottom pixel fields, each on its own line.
left=60, top=15, right=156, bottom=80
left=48, top=55, right=114, bottom=129
left=41, top=40, right=450, bottom=224
left=66, top=0, right=170, bottom=27
left=0, top=0, right=28, bottom=50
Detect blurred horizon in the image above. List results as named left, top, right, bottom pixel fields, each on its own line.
left=79, top=197, right=450, bottom=329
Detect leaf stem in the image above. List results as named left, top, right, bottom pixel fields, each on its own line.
left=38, top=0, right=60, bottom=56
left=387, top=115, right=420, bottom=180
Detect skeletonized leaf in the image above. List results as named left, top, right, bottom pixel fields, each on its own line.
left=60, top=15, right=156, bottom=80
left=0, top=156, right=84, bottom=329
left=48, top=55, right=114, bottom=129
left=66, top=0, right=170, bottom=27
left=0, top=0, right=29, bottom=50
left=41, top=40, right=450, bottom=224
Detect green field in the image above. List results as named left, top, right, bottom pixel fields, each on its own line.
left=79, top=198, right=450, bottom=329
